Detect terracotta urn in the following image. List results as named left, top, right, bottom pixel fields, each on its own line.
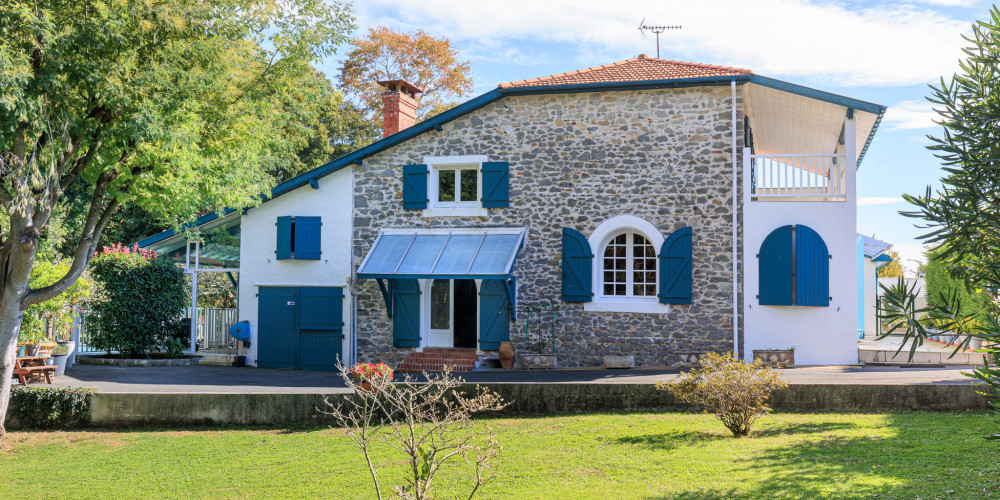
left=498, top=342, right=516, bottom=369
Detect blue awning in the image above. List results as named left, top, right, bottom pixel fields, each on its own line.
left=357, top=230, right=524, bottom=279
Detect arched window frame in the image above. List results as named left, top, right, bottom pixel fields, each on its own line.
left=585, top=215, right=670, bottom=314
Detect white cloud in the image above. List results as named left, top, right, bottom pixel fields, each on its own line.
left=859, top=196, right=905, bottom=206
left=352, top=0, right=972, bottom=87
left=883, top=100, right=943, bottom=130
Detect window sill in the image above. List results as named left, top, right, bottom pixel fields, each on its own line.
left=422, top=207, right=489, bottom=217
left=584, top=300, right=671, bottom=314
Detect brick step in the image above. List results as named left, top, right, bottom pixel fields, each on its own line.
left=397, top=348, right=479, bottom=373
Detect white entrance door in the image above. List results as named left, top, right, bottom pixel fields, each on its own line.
left=428, top=279, right=454, bottom=347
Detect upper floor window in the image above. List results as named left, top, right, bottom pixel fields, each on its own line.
left=601, top=231, right=657, bottom=298
left=431, top=164, right=480, bottom=208
left=401, top=156, right=509, bottom=215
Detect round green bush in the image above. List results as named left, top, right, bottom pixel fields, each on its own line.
left=88, top=244, right=186, bottom=358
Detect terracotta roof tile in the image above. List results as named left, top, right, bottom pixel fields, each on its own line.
left=499, top=55, right=751, bottom=88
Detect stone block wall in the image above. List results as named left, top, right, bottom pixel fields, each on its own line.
left=352, top=85, right=745, bottom=367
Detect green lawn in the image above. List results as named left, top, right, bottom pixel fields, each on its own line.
left=2, top=412, right=998, bottom=499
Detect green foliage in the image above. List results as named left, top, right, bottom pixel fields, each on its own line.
left=19, top=259, right=92, bottom=344
left=923, top=247, right=992, bottom=321
left=7, top=386, right=96, bottom=430
left=657, top=352, right=788, bottom=437
left=892, top=8, right=1000, bottom=429
left=879, top=278, right=1000, bottom=419
left=50, top=344, right=69, bottom=355
left=88, top=246, right=186, bottom=358
left=163, top=337, right=185, bottom=359
left=876, top=249, right=905, bottom=278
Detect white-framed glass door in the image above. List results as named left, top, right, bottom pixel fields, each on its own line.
left=428, top=279, right=454, bottom=347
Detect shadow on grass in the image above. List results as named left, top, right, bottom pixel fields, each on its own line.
left=640, top=413, right=998, bottom=500
left=616, top=420, right=856, bottom=450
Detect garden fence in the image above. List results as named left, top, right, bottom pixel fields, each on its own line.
left=74, top=307, right=237, bottom=353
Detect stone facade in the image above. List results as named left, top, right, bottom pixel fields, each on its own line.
left=352, top=85, right=745, bottom=367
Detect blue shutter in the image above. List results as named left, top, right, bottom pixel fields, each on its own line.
left=479, top=279, right=511, bottom=350
left=402, top=164, right=429, bottom=209
left=561, top=228, right=593, bottom=302
left=481, top=161, right=510, bottom=208
left=392, top=279, right=421, bottom=347
left=795, top=225, right=831, bottom=307
left=758, top=225, right=794, bottom=305
left=293, top=216, right=321, bottom=260
left=658, top=227, right=693, bottom=304
left=275, top=216, right=292, bottom=260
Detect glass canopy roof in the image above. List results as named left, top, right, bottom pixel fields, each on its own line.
left=357, top=230, right=524, bottom=279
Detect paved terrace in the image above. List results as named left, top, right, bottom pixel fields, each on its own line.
left=48, top=363, right=978, bottom=394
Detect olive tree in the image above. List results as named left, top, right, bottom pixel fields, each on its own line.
left=0, top=0, right=355, bottom=435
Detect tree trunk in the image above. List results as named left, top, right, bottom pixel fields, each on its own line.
left=0, top=254, right=34, bottom=437
left=0, top=296, right=27, bottom=436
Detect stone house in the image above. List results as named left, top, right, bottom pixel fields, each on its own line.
left=140, top=56, right=885, bottom=369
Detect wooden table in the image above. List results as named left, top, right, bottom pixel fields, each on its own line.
left=13, top=356, right=56, bottom=385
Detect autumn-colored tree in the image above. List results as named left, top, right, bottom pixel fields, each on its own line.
left=338, top=27, right=474, bottom=121
left=877, top=249, right=905, bottom=278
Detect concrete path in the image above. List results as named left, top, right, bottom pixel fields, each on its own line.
left=45, top=362, right=979, bottom=394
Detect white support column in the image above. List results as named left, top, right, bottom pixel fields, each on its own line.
left=189, top=240, right=199, bottom=353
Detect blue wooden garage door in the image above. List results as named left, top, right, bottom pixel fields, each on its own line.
left=257, top=287, right=343, bottom=371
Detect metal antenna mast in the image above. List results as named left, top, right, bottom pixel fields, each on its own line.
left=638, top=18, right=681, bottom=58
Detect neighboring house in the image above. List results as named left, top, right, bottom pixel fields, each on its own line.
left=857, top=235, right=893, bottom=338
left=140, top=55, right=885, bottom=369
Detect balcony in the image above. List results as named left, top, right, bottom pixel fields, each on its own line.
left=747, top=151, right=847, bottom=202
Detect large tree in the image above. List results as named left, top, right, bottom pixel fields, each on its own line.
left=338, top=26, right=474, bottom=121
left=0, top=0, right=355, bottom=435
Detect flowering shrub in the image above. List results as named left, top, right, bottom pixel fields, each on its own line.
left=347, top=362, right=393, bottom=382
left=88, top=244, right=185, bottom=358
left=657, top=352, right=787, bottom=437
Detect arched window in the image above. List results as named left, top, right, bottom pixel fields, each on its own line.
left=601, top=231, right=657, bottom=298
left=757, top=224, right=830, bottom=307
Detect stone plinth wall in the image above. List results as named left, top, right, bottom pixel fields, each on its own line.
left=353, top=86, right=744, bottom=367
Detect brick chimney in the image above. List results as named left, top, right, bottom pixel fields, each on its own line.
left=378, top=79, right=423, bottom=138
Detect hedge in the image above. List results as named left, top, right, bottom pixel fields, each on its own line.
left=6, top=386, right=96, bottom=430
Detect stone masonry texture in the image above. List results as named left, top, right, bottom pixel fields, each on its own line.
left=353, top=86, right=745, bottom=367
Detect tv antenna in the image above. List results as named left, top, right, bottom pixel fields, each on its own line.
left=638, top=17, right=682, bottom=59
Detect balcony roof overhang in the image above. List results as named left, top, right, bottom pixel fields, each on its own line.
left=743, top=77, right=885, bottom=165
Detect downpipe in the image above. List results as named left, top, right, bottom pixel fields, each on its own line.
left=731, top=80, right=739, bottom=357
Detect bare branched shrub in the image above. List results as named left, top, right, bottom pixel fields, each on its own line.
left=323, top=363, right=509, bottom=499
left=657, top=352, right=788, bottom=437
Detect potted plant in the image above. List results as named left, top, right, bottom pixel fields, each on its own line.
left=752, top=347, right=795, bottom=367
left=49, top=344, right=70, bottom=376
left=347, top=362, right=394, bottom=392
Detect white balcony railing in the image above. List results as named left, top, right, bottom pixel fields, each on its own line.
left=748, top=153, right=846, bottom=201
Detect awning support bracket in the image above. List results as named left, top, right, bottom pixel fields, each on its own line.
left=505, top=277, right=517, bottom=320
left=376, top=278, right=393, bottom=318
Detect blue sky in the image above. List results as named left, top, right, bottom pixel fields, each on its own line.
left=317, top=0, right=994, bottom=274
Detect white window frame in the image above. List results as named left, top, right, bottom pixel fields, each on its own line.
left=599, top=230, right=658, bottom=300
left=423, top=155, right=489, bottom=217
left=584, top=215, right=670, bottom=314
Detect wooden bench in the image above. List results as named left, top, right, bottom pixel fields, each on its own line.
left=13, top=356, right=56, bottom=385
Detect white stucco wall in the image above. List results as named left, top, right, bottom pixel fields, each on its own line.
left=237, top=167, right=354, bottom=366
left=742, top=119, right=859, bottom=365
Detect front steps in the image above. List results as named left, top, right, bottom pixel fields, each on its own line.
left=397, top=348, right=478, bottom=373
